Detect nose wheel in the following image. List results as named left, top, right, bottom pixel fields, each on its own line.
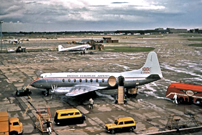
left=42, top=89, right=50, bottom=96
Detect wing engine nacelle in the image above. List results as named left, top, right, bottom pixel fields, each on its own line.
left=108, top=76, right=117, bottom=87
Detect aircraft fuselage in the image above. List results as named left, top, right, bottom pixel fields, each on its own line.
left=31, top=72, right=154, bottom=90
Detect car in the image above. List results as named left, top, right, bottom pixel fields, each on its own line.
left=54, top=108, right=85, bottom=125
left=105, top=117, right=136, bottom=134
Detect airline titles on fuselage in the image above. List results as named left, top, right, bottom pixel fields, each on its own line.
left=66, top=75, right=110, bottom=78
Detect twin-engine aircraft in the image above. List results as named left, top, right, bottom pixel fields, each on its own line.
left=58, top=44, right=91, bottom=54
left=30, top=51, right=163, bottom=96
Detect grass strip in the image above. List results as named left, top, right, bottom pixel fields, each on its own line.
left=104, top=46, right=155, bottom=52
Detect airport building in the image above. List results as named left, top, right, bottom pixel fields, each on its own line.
left=80, top=37, right=118, bottom=44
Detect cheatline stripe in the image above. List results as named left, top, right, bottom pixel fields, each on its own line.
left=41, top=77, right=146, bottom=79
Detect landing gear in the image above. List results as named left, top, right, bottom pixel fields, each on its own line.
left=125, top=88, right=138, bottom=98
left=80, top=50, right=86, bottom=55
left=42, top=89, right=50, bottom=96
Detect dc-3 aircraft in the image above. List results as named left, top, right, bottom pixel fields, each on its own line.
left=30, top=51, right=163, bottom=96
left=58, top=44, right=91, bottom=54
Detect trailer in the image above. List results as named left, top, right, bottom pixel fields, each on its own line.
left=166, top=82, right=202, bottom=104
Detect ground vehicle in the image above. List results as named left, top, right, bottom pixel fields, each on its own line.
left=16, top=88, right=32, bottom=96
left=0, top=111, right=23, bottom=135
left=54, top=108, right=85, bottom=125
left=105, top=117, right=136, bottom=134
left=166, top=82, right=202, bottom=104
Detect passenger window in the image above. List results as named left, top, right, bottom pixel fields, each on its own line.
left=96, top=79, right=98, bottom=83
left=61, top=113, right=68, bottom=116
left=85, top=79, right=87, bottom=82
left=102, top=79, right=104, bottom=83
left=74, top=79, right=76, bottom=82
left=79, top=79, right=82, bottom=83
left=119, top=122, right=123, bottom=125
left=125, top=121, right=134, bottom=124
left=75, top=112, right=80, bottom=115
left=90, top=79, right=93, bottom=83
left=61, top=113, right=74, bottom=116
left=68, top=79, right=71, bottom=82
left=13, top=122, right=19, bottom=126
left=62, top=79, right=65, bottom=82
left=69, top=113, right=74, bottom=115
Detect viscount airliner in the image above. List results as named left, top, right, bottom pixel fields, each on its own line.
left=30, top=51, right=163, bottom=96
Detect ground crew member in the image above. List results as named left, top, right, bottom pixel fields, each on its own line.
left=173, top=93, right=178, bottom=104
left=43, top=119, right=52, bottom=134
left=89, top=98, right=94, bottom=109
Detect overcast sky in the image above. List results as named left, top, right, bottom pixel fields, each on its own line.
left=0, top=0, right=202, bottom=32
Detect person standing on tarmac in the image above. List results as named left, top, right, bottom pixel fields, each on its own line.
left=43, top=119, right=52, bottom=134
left=173, top=93, right=178, bottom=104
left=89, top=98, right=94, bottom=109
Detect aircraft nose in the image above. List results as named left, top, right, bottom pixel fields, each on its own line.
left=30, top=81, right=35, bottom=87
left=30, top=78, right=40, bottom=87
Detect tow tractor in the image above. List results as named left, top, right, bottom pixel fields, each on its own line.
left=16, top=85, right=32, bottom=96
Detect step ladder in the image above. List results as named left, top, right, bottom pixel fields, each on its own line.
left=24, top=96, right=32, bottom=116
left=35, top=107, right=53, bottom=134
left=165, top=114, right=180, bottom=130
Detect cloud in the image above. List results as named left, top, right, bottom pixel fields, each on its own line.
left=112, top=2, right=128, bottom=4
left=0, top=0, right=202, bottom=31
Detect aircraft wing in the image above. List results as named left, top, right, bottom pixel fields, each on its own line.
left=65, top=84, right=107, bottom=96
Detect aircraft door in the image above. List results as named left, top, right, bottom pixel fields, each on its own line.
left=118, top=76, right=124, bottom=86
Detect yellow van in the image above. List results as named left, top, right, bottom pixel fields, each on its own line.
left=54, top=108, right=85, bottom=125
left=105, top=117, right=136, bottom=134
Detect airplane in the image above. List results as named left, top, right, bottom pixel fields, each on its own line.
left=58, top=44, right=92, bottom=54
left=30, top=51, right=163, bottom=97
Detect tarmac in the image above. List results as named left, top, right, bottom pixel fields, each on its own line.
left=0, top=34, right=202, bottom=134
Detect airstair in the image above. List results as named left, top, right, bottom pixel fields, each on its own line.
left=118, top=86, right=124, bottom=104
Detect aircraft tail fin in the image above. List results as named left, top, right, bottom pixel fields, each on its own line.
left=123, top=51, right=162, bottom=78
left=58, top=45, right=64, bottom=52
left=140, top=51, right=163, bottom=78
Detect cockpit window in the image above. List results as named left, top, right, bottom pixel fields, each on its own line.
left=39, top=75, right=43, bottom=78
